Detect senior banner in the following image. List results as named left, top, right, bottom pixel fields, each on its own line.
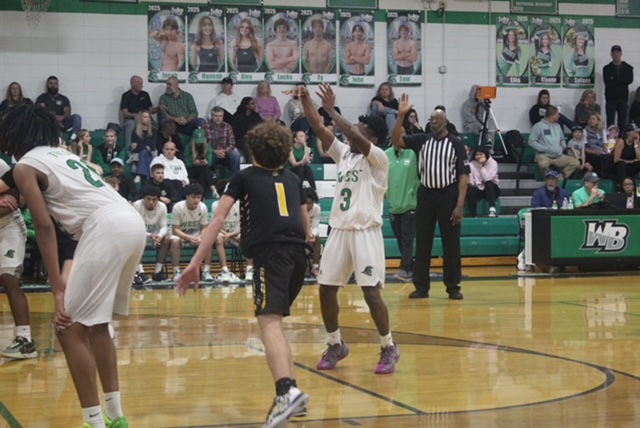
left=387, top=11, right=422, bottom=86
left=338, top=10, right=375, bottom=87
left=226, top=7, right=265, bottom=84
left=496, top=15, right=530, bottom=87
left=187, top=6, right=226, bottom=83
left=529, top=16, right=562, bottom=87
left=148, top=4, right=188, bottom=82
left=562, top=17, right=595, bottom=88
left=300, top=9, right=338, bottom=84
left=263, top=8, right=302, bottom=84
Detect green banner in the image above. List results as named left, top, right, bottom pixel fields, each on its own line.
left=562, top=17, right=595, bottom=88
left=529, top=16, right=562, bottom=87
left=550, top=215, right=640, bottom=258
left=496, top=15, right=530, bottom=87
left=300, top=9, right=338, bottom=84
left=386, top=11, right=423, bottom=86
left=225, top=7, right=265, bottom=84
left=147, top=4, right=188, bottom=83
left=339, top=10, right=375, bottom=87
left=616, top=0, right=640, bottom=17
left=510, top=0, right=558, bottom=15
left=187, top=6, right=226, bottom=83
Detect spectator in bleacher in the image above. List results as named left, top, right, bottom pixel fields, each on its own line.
left=68, top=130, right=103, bottom=175
left=603, top=45, right=634, bottom=129
left=156, top=120, right=184, bottom=157
left=232, top=97, right=263, bottom=163
left=305, top=188, right=322, bottom=278
left=316, top=121, right=338, bottom=163
left=531, top=170, right=570, bottom=208
left=152, top=141, right=189, bottom=195
left=572, top=171, right=606, bottom=208
left=613, top=124, right=640, bottom=188
left=204, top=106, right=241, bottom=176
left=132, top=185, right=171, bottom=283
left=255, top=80, right=281, bottom=121
left=630, top=86, right=640, bottom=127
left=94, top=128, right=124, bottom=176
left=616, top=177, right=639, bottom=209
left=287, top=82, right=316, bottom=136
left=36, top=76, right=82, bottom=133
left=184, top=128, right=218, bottom=199
left=145, top=163, right=181, bottom=211
left=385, top=134, right=419, bottom=283
left=120, top=75, right=157, bottom=148
left=129, top=110, right=157, bottom=181
left=424, top=105, right=459, bottom=136
left=567, top=126, right=593, bottom=174
left=467, top=146, right=500, bottom=218
left=169, top=183, right=213, bottom=282
left=584, top=113, right=611, bottom=176
left=574, top=89, right=601, bottom=128
left=107, top=158, right=137, bottom=201
left=158, top=76, right=205, bottom=136
left=0, top=82, right=32, bottom=113
left=529, top=105, right=580, bottom=180
left=529, top=89, right=575, bottom=131
left=370, top=81, right=398, bottom=139
left=288, top=131, right=316, bottom=190
left=394, top=97, right=469, bottom=300
left=208, top=77, right=241, bottom=125
left=402, top=108, right=423, bottom=135
left=461, top=84, right=493, bottom=146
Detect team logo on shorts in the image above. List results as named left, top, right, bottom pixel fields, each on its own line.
left=361, top=266, right=373, bottom=276
left=4, top=249, right=15, bottom=258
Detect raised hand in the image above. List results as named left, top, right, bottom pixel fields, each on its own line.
left=398, top=93, right=413, bottom=117
left=316, top=83, right=336, bottom=111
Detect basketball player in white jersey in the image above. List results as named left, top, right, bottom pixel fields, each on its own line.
left=1, top=103, right=146, bottom=428
left=298, top=83, right=401, bottom=374
left=132, top=185, right=171, bottom=283
left=169, top=183, right=213, bottom=282
left=0, top=159, right=35, bottom=360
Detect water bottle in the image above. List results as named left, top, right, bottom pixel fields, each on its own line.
left=568, top=197, right=574, bottom=210
left=561, top=197, right=568, bottom=210
left=552, top=200, right=558, bottom=210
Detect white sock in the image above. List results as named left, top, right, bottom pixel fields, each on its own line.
left=173, top=267, right=180, bottom=274
left=327, top=329, right=341, bottom=346
left=204, top=264, right=211, bottom=272
left=221, top=266, right=229, bottom=273
left=16, top=325, right=31, bottom=341
left=155, top=263, right=164, bottom=274
left=82, top=405, right=105, bottom=428
left=246, top=265, right=253, bottom=272
left=489, top=207, right=496, bottom=212
left=104, top=391, right=123, bottom=421
left=380, top=332, right=394, bottom=348
left=137, top=264, right=144, bottom=273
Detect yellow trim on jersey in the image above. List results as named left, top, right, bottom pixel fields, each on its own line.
left=275, top=182, right=289, bottom=217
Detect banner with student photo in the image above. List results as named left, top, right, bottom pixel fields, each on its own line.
left=529, top=16, right=562, bottom=87
left=387, top=11, right=423, bottom=86
left=300, top=9, right=338, bottom=85
left=263, top=8, right=302, bottom=84
left=338, top=10, right=375, bottom=87
left=562, top=17, right=595, bottom=88
left=148, top=4, right=188, bottom=82
left=496, top=15, right=530, bottom=87
left=226, top=7, right=265, bottom=84
left=187, top=6, right=226, bottom=84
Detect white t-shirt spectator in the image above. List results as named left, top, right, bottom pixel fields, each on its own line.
left=171, top=200, right=208, bottom=237
left=151, top=154, right=189, bottom=184
left=132, top=199, right=169, bottom=238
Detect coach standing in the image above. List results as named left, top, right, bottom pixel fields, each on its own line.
left=603, top=45, right=634, bottom=129
left=391, top=94, right=469, bottom=300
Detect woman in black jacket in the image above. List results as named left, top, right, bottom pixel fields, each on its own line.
left=232, top=97, right=263, bottom=163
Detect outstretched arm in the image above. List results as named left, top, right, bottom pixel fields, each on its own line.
left=392, top=93, right=412, bottom=150
left=296, top=85, right=335, bottom=152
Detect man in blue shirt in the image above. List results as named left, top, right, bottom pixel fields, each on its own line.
left=531, top=170, right=570, bottom=208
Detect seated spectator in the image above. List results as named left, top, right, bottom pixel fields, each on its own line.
left=132, top=185, right=171, bottom=283
left=107, top=158, right=137, bottom=201
left=288, top=131, right=316, bottom=190
left=585, top=113, right=611, bottom=175
left=120, top=75, right=157, bottom=148
left=615, top=177, right=639, bottom=209
left=531, top=170, right=570, bottom=208
left=210, top=179, right=254, bottom=282
left=528, top=105, right=580, bottom=179
left=35, top=76, right=81, bottom=133
left=255, top=80, right=281, bottom=121
left=467, top=147, right=500, bottom=217
left=287, top=82, right=316, bottom=137
left=461, top=84, right=493, bottom=145
left=613, top=124, right=640, bottom=188
left=68, top=130, right=103, bottom=175
left=574, top=89, right=601, bottom=128
left=184, top=129, right=218, bottom=198
left=630, top=86, right=640, bottom=126
left=567, top=126, right=593, bottom=174
left=169, top=183, right=213, bottom=282
left=606, top=124, right=620, bottom=153
left=145, top=163, right=181, bottom=211
left=528, top=89, right=575, bottom=130
left=232, top=97, right=263, bottom=163
left=158, top=76, right=205, bottom=136
left=402, top=108, right=423, bottom=135
left=156, top=120, right=183, bottom=156
left=129, top=110, right=157, bottom=180
left=304, top=188, right=321, bottom=278
left=95, top=128, right=124, bottom=176
left=203, top=106, right=241, bottom=176
left=0, top=82, right=32, bottom=113
left=370, top=81, right=398, bottom=138
left=209, top=77, right=241, bottom=122
left=572, top=172, right=607, bottom=208
left=425, top=105, right=459, bottom=136
left=151, top=141, right=189, bottom=198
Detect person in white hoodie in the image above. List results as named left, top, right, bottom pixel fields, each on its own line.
left=151, top=140, right=189, bottom=198
left=467, top=146, right=500, bottom=217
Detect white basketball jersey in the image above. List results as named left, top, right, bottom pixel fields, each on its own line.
left=133, top=199, right=169, bottom=237
left=17, top=147, right=124, bottom=239
left=211, top=200, right=240, bottom=233
left=171, top=200, right=208, bottom=236
left=327, top=138, right=388, bottom=230
left=0, top=159, right=23, bottom=230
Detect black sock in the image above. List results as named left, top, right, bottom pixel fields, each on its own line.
left=275, top=377, right=293, bottom=396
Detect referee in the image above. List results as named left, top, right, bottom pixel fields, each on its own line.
left=391, top=94, right=469, bottom=300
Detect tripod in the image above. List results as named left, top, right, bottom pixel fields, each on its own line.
left=479, top=99, right=508, bottom=157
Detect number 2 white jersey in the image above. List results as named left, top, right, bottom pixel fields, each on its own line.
left=17, top=146, right=125, bottom=240
left=327, top=138, right=388, bottom=230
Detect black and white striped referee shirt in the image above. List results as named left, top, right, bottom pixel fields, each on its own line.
left=403, top=133, right=470, bottom=189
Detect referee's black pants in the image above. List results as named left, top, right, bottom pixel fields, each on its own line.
left=413, top=184, right=462, bottom=294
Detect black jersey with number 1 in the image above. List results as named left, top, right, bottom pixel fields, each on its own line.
left=224, top=166, right=306, bottom=258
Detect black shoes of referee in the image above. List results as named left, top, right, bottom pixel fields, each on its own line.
left=408, top=290, right=464, bottom=300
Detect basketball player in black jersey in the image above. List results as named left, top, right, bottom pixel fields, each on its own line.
left=177, top=120, right=312, bottom=428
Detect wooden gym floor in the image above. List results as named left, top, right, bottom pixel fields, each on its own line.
left=2, top=266, right=640, bottom=427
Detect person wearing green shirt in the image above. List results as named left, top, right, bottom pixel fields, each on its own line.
left=183, top=129, right=218, bottom=198
left=158, top=77, right=205, bottom=136
left=572, top=171, right=606, bottom=208
left=385, top=145, right=419, bottom=282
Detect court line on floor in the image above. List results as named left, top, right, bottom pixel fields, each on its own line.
left=0, top=401, right=22, bottom=428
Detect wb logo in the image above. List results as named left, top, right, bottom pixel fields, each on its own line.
left=581, top=220, right=629, bottom=253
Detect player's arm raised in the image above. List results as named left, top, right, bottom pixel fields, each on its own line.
left=298, top=85, right=334, bottom=153
left=392, top=93, right=412, bottom=150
